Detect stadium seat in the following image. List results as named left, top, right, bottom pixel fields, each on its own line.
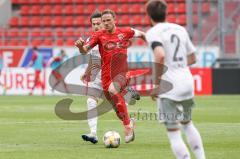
left=83, top=4, right=96, bottom=14
left=31, top=17, right=41, bottom=27
left=52, top=16, right=62, bottom=26
left=177, top=15, right=186, bottom=25
left=55, top=38, right=64, bottom=46
left=6, top=30, right=19, bottom=37
left=74, top=5, right=84, bottom=14
left=65, top=38, right=75, bottom=46
left=32, top=39, right=42, bottom=46
left=168, top=3, right=174, bottom=13
left=63, top=5, right=74, bottom=15
left=52, top=5, right=62, bottom=15
left=108, top=4, right=118, bottom=12
left=131, top=15, right=142, bottom=25
left=41, top=29, right=53, bottom=37
left=42, top=16, right=52, bottom=27
left=19, top=39, right=29, bottom=46
left=20, top=6, right=30, bottom=15
left=30, top=5, right=41, bottom=15
left=10, top=17, right=19, bottom=27
left=43, top=39, right=53, bottom=46
left=64, top=16, right=74, bottom=26
left=167, top=15, right=176, bottom=23
left=20, top=17, right=30, bottom=26
left=41, top=5, right=52, bottom=15
left=176, top=3, right=186, bottom=13
left=31, top=29, right=41, bottom=37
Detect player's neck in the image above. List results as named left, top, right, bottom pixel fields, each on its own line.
left=152, top=20, right=166, bottom=26
left=107, top=26, right=116, bottom=34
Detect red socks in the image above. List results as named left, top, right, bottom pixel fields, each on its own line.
left=111, top=93, right=130, bottom=125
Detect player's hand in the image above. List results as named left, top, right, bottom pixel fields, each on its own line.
left=75, top=38, right=85, bottom=48
left=150, top=85, right=160, bottom=101
left=81, top=74, right=90, bottom=84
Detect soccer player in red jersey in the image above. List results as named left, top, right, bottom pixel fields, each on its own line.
left=48, top=49, right=68, bottom=93
left=28, top=47, right=45, bottom=96
left=75, top=9, right=145, bottom=143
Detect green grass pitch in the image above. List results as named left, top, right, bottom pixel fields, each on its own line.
left=0, top=95, right=240, bottom=159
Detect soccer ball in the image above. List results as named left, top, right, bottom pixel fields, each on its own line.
left=103, top=131, right=121, bottom=148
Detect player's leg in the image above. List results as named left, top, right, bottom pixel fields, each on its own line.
left=107, top=76, right=135, bottom=143
left=30, top=70, right=40, bottom=95
left=181, top=99, right=206, bottom=159
left=82, top=96, right=98, bottom=144
left=158, top=98, right=191, bottom=159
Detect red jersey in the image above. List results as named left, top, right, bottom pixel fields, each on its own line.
left=86, top=27, right=135, bottom=90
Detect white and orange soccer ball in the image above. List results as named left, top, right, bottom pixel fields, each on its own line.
left=103, top=131, right=121, bottom=148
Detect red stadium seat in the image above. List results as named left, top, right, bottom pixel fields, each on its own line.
left=43, top=39, right=53, bottom=46
left=6, top=30, right=19, bottom=37
left=41, top=29, right=53, bottom=37
left=168, top=3, right=174, bottom=13
left=18, top=29, right=29, bottom=37
left=52, top=16, right=62, bottom=26
left=32, top=39, right=42, bottom=46
left=64, top=16, right=74, bottom=26
left=119, top=4, right=129, bottom=13
left=31, top=29, right=41, bottom=37
left=30, top=5, right=41, bottom=15
left=31, top=17, right=41, bottom=26
left=6, top=39, right=19, bottom=46
left=202, top=2, right=210, bottom=13
left=9, top=17, right=19, bottom=27
left=83, top=4, right=96, bottom=14
left=130, top=4, right=144, bottom=14
left=19, top=39, right=29, bottom=46
left=42, top=16, right=52, bottom=27
left=55, top=38, right=64, bottom=46
left=63, top=5, right=74, bottom=15
left=109, top=4, right=118, bottom=12
left=65, top=38, right=75, bottom=46
left=98, top=4, right=106, bottom=11
left=20, top=6, right=30, bottom=15
left=131, top=15, right=142, bottom=25
left=73, top=16, right=85, bottom=26
left=167, top=15, right=176, bottom=23
left=41, top=5, right=52, bottom=15
left=176, top=3, right=186, bottom=13
left=177, top=15, right=186, bottom=25
left=63, top=29, right=75, bottom=37
left=74, top=5, right=84, bottom=14
left=52, top=5, right=62, bottom=15
left=20, top=17, right=30, bottom=26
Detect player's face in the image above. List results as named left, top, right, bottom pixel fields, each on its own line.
left=91, top=17, right=102, bottom=32
left=102, top=14, right=115, bottom=32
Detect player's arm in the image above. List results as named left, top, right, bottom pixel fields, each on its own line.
left=75, top=33, right=99, bottom=55
left=185, top=29, right=197, bottom=66
left=132, top=28, right=146, bottom=41
left=151, top=42, right=165, bottom=100
left=187, top=53, right=196, bottom=65
left=28, top=53, right=37, bottom=67
left=75, top=38, right=90, bottom=54
left=81, top=59, right=92, bottom=83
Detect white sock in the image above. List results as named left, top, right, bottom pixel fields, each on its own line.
left=183, top=122, right=205, bottom=159
left=87, top=98, right=98, bottom=136
left=167, top=131, right=191, bottom=159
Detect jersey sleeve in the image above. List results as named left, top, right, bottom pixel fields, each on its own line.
left=85, top=32, right=100, bottom=49
left=146, top=30, right=163, bottom=50
left=184, top=29, right=196, bottom=55
left=124, top=27, right=135, bottom=39
left=31, top=53, right=37, bottom=61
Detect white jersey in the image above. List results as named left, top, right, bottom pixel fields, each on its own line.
left=86, top=38, right=101, bottom=81
left=146, top=22, right=196, bottom=101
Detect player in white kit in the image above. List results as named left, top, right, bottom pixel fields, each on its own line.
left=81, top=11, right=140, bottom=144
left=146, top=1, right=206, bottom=159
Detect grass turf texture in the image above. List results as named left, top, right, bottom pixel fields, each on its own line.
left=0, top=95, right=240, bottom=159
